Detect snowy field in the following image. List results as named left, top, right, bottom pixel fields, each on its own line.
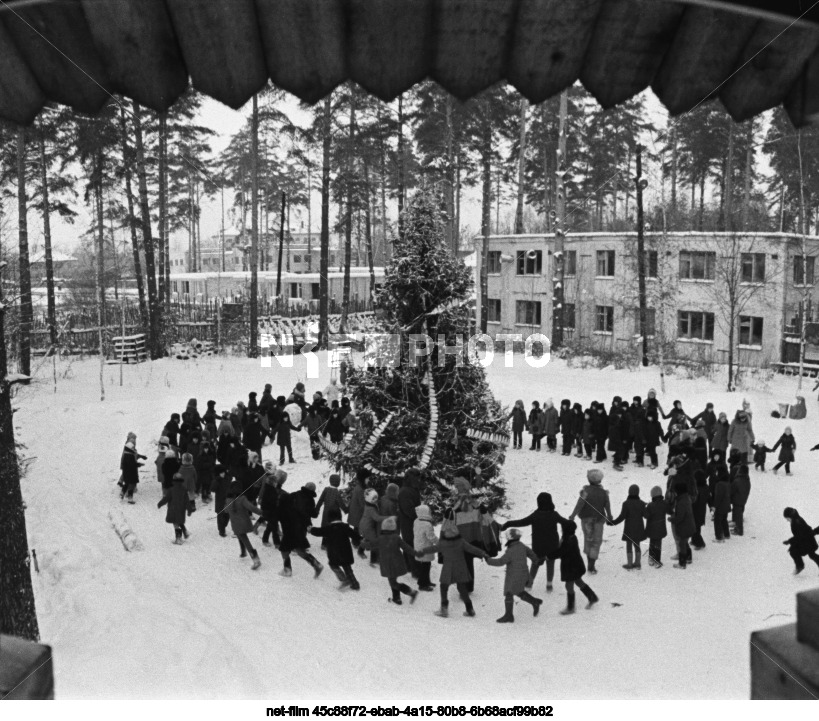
left=14, top=351, right=819, bottom=699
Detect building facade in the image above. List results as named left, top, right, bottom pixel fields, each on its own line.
left=482, top=232, right=819, bottom=368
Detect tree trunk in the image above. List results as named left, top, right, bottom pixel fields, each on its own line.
left=94, top=169, right=106, bottom=400
left=727, top=307, right=735, bottom=392
left=397, top=93, right=405, bottom=239
left=479, top=109, right=492, bottom=334
left=364, top=163, right=376, bottom=299
left=38, top=130, right=57, bottom=349
left=670, top=122, right=678, bottom=218
left=379, top=112, right=389, bottom=264
left=698, top=174, right=705, bottom=231
left=319, top=96, right=332, bottom=348
left=515, top=98, right=527, bottom=235
left=553, top=90, right=567, bottom=349
left=341, top=94, right=355, bottom=333
left=635, top=145, right=648, bottom=367
left=724, top=121, right=735, bottom=232
left=118, top=106, right=149, bottom=333
left=0, top=267, right=39, bottom=640
left=157, top=113, right=167, bottom=310
left=743, top=122, right=753, bottom=230
left=132, top=102, right=161, bottom=358
left=306, top=163, right=312, bottom=271
left=445, top=94, right=455, bottom=249
left=16, top=128, right=32, bottom=376
left=249, top=94, right=259, bottom=358
left=187, top=174, right=195, bottom=272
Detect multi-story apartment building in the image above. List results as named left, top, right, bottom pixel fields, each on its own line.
left=482, top=232, right=819, bottom=368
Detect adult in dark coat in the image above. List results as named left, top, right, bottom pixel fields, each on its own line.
left=556, top=522, right=599, bottom=614
left=210, top=464, right=231, bottom=537
left=528, top=402, right=543, bottom=451
left=691, top=470, right=709, bottom=550
left=165, top=474, right=189, bottom=543
left=325, top=404, right=345, bottom=444
left=508, top=401, right=528, bottom=450
left=712, top=474, right=731, bottom=541
left=501, top=492, right=568, bottom=590
left=202, top=400, right=218, bottom=437
left=644, top=412, right=663, bottom=468
left=607, top=409, right=624, bottom=469
left=730, top=464, right=751, bottom=535
left=397, top=470, right=422, bottom=575
left=782, top=507, right=819, bottom=573
left=243, top=414, right=267, bottom=457
left=692, top=403, right=717, bottom=448
left=238, top=453, right=265, bottom=503
left=309, top=511, right=362, bottom=589
left=120, top=440, right=145, bottom=502
left=591, top=405, right=609, bottom=462
left=558, top=399, right=574, bottom=455
left=628, top=397, right=646, bottom=465
left=610, top=484, right=646, bottom=569
left=258, top=384, right=274, bottom=432
left=158, top=450, right=181, bottom=508
left=278, top=482, right=323, bottom=576
left=671, top=483, right=695, bottom=568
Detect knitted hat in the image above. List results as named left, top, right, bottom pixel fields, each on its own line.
left=587, top=469, right=604, bottom=485
left=650, top=485, right=663, bottom=498
left=506, top=528, right=522, bottom=540
left=416, top=504, right=432, bottom=522
left=329, top=474, right=341, bottom=487
left=303, top=482, right=316, bottom=493
left=633, top=396, right=641, bottom=403
left=275, top=470, right=288, bottom=485
left=695, top=419, right=706, bottom=428
left=126, top=431, right=137, bottom=441
left=159, top=435, right=169, bottom=447
left=381, top=516, right=397, bottom=532
left=452, top=476, right=472, bottom=496
left=628, top=484, right=639, bottom=496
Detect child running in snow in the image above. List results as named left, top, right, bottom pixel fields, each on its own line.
left=610, top=484, right=647, bottom=570
left=413, top=505, right=438, bottom=592
left=557, top=521, right=599, bottom=614
left=378, top=517, right=419, bottom=605
left=309, top=508, right=362, bottom=589
left=751, top=441, right=773, bottom=472
left=782, top=507, right=819, bottom=575
left=643, top=486, right=669, bottom=567
left=225, top=481, right=263, bottom=569
left=771, top=428, right=796, bottom=475
left=486, top=529, right=543, bottom=623
left=359, top=488, right=385, bottom=566
left=418, top=511, right=487, bottom=617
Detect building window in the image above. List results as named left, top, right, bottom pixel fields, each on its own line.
left=515, top=300, right=541, bottom=326
left=487, top=299, right=502, bottom=323
left=678, top=311, right=715, bottom=341
left=311, top=283, right=320, bottom=300
left=562, top=303, right=576, bottom=330
left=634, top=308, right=656, bottom=337
left=516, top=250, right=542, bottom=275
left=794, top=255, right=815, bottom=286
left=487, top=251, right=502, bottom=274
left=290, top=283, right=303, bottom=299
left=739, top=316, right=763, bottom=346
left=234, top=256, right=240, bottom=265
left=644, top=250, right=658, bottom=278
left=183, top=281, right=190, bottom=294
left=741, top=253, right=765, bottom=283
left=679, top=251, right=716, bottom=280
left=565, top=250, right=577, bottom=277
left=330, top=254, right=336, bottom=265
left=596, top=250, right=615, bottom=277
left=293, top=254, right=302, bottom=264
left=595, top=305, right=614, bottom=333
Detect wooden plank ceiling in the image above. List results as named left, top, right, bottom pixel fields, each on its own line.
left=1, top=0, right=818, bottom=125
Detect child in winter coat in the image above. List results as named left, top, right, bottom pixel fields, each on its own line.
left=528, top=401, right=543, bottom=451
left=379, top=482, right=399, bottom=517
left=275, top=411, right=300, bottom=464
left=417, top=514, right=487, bottom=617
left=314, top=474, right=349, bottom=528
left=309, top=508, right=362, bottom=589
left=303, top=405, right=325, bottom=460
left=782, top=507, right=819, bottom=574
left=671, top=482, right=696, bottom=569
left=542, top=399, right=560, bottom=453
left=508, top=400, right=527, bottom=450
left=751, top=440, right=773, bottom=472
left=712, top=471, right=731, bottom=541
left=211, top=464, right=231, bottom=537
left=178, top=453, right=198, bottom=517
left=581, top=411, right=595, bottom=460
left=378, top=517, right=419, bottom=605
left=644, top=412, right=663, bottom=469
left=162, top=414, right=181, bottom=450
left=485, top=529, right=543, bottom=623
left=194, top=431, right=216, bottom=503
left=413, top=504, right=438, bottom=592
left=120, top=434, right=146, bottom=503
left=610, top=484, right=647, bottom=570
left=772, top=428, right=796, bottom=475
left=155, top=436, right=170, bottom=485
left=559, top=399, right=574, bottom=456
left=730, top=464, right=751, bottom=536
left=706, top=450, right=729, bottom=509
left=347, top=469, right=369, bottom=555
left=571, top=403, right=585, bottom=457
left=359, top=489, right=385, bottom=565
left=557, top=521, right=599, bottom=614
left=166, top=471, right=190, bottom=544
left=643, top=486, right=669, bottom=566
left=226, top=482, right=263, bottom=569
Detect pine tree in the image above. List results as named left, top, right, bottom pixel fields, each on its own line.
left=323, top=192, right=508, bottom=516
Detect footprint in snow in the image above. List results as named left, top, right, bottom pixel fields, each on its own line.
left=611, top=602, right=622, bottom=608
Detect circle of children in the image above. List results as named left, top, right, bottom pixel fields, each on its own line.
left=117, top=385, right=819, bottom=625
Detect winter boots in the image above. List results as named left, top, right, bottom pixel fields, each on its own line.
left=560, top=593, right=576, bottom=615
left=435, top=605, right=449, bottom=618
left=623, top=548, right=634, bottom=570
left=579, top=584, right=599, bottom=608
left=587, top=558, right=597, bottom=574
left=173, top=528, right=184, bottom=545
left=251, top=555, right=261, bottom=570
left=519, top=591, right=543, bottom=616
left=496, top=597, right=515, bottom=623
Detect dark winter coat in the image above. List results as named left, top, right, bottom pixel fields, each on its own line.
left=377, top=530, right=415, bottom=578
left=485, top=539, right=538, bottom=594
left=611, top=495, right=646, bottom=543
left=665, top=406, right=689, bottom=429
left=672, top=493, right=696, bottom=538
left=194, top=443, right=216, bottom=488
left=692, top=409, right=717, bottom=439
left=693, top=477, right=710, bottom=527
left=120, top=447, right=143, bottom=486
left=692, top=438, right=708, bottom=472
left=161, top=456, right=181, bottom=490
left=503, top=492, right=567, bottom=558
left=713, top=479, right=731, bottom=515
left=574, top=484, right=612, bottom=522
left=165, top=476, right=187, bottom=526
left=644, top=416, right=664, bottom=450
left=509, top=406, right=527, bottom=433
left=591, top=409, right=609, bottom=442
left=304, top=412, right=324, bottom=438
left=606, top=413, right=623, bottom=450
left=275, top=419, right=300, bottom=446
left=752, top=444, right=772, bottom=466
left=315, top=486, right=349, bottom=526
left=581, top=418, right=595, bottom=446
left=259, top=481, right=282, bottom=519
left=643, top=498, right=669, bottom=540
left=397, top=478, right=422, bottom=543
left=557, top=533, right=586, bottom=582
left=326, top=412, right=345, bottom=443
left=558, top=406, right=573, bottom=436
left=243, top=421, right=267, bottom=452
left=347, top=483, right=366, bottom=529
left=279, top=487, right=316, bottom=552
left=786, top=515, right=819, bottom=555
left=310, top=521, right=362, bottom=567
left=528, top=408, right=544, bottom=436
left=712, top=420, right=729, bottom=453
left=162, top=420, right=180, bottom=448
left=731, top=471, right=751, bottom=509
left=571, top=406, right=584, bottom=437
left=359, top=504, right=385, bottom=545
left=772, top=433, right=796, bottom=463
left=238, top=462, right=265, bottom=503
left=420, top=535, right=485, bottom=584
left=228, top=495, right=262, bottom=535
left=379, top=484, right=399, bottom=518
left=628, top=405, right=646, bottom=443
left=707, top=459, right=729, bottom=499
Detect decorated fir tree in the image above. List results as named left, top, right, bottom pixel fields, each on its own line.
left=320, top=192, right=508, bottom=515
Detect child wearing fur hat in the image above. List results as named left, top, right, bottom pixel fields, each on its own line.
left=315, top=474, right=349, bottom=528
left=712, top=470, right=731, bottom=542
left=486, top=529, right=543, bottom=623
left=782, top=507, right=819, bottom=574
left=261, top=469, right=287, bottom=546
left=120, top=434, right=146, bottom=503
left=751, top=440, right=773, bottom=472
left=643, top=486, right=669, bottom=566
left=643, top=411, right=663, bottom=469
left=671, top=481, right=696, bottom=568
left=211, top=464, right=231, bottom=537
left=162, top=413, right=181, bottom=450
left=158, top=448, right=181, bottom=508
left=225, top=482, right=263, bottom=569
left=772, top=428, right=796, bottom=475
left=528, top=401, right=543, bottom=451
left=275, top=411, right=300, bottom=464
left=413, top=505, right=438, bottom=591
left=378, top=516, right=419, bottom=605
left=155, top=436, right=170, bottom=486
left=194, top=431, right=215, bottom=503
left=309, top=508, right=362, bottom=589
left=542, top=399, right=559, bottom=452
left=581, top=410, right=595, bottom=460
left=508, top=400, right=527, bottom=450
left=178, top=453, right=198, bottom=517
left=557, top=521, right=599, bottom=614
left=571, top=403, right=585, bottom=457
left=610, top=485, right=646, bottom=570
left=417, top=511, right=487, bottom=617
left=568, top=469, right=612, bottom=574
left=559, top=399, right=574, bottom=455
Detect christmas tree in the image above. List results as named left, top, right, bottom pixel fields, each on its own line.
left=321, top=192, right=508, bottom=516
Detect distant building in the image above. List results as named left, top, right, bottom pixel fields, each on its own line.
left=481, top=232, right=819, bottom=368
left=29, top=251, right=79, bottom=283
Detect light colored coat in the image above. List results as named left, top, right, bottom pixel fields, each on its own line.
left=413, top=517, right=438, bottom=563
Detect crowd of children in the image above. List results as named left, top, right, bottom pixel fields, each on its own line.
left=116, top=381, right=819, bottom=625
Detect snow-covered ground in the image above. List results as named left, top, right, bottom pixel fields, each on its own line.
left=14, top=352, right=819, bottom=699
